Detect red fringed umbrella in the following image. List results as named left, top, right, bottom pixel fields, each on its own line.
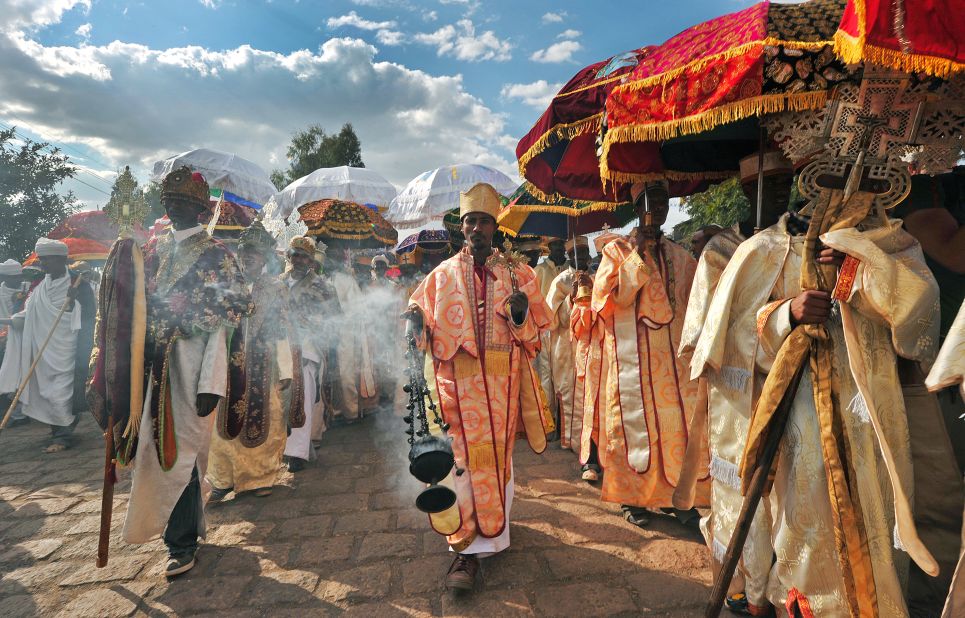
left=23, top=237, right=114, bottom=266
left=834, top=0, right=965, bottom=77
left=298, top=198, right=398, bottom=249
left=601, top=0, right=850, bottom=186
left=48, top=210, right=148, bottom=246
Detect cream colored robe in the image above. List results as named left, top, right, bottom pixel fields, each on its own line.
left=679, top=227, right=775, bottom=609
left=534, top=259, right=565, bottom=419
left=693, top=217, right=939, bottom=616
left=546, top=267, right=582, bottom=452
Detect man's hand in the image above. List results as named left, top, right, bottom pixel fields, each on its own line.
left=816, top=246, right=846, bottom=268
left=789, top=290, right=833, bottom=326
left=571, top=272, right=593, bottom=300
left=196, top=394, right=221, bottom=417
left=508, top=291, right=528, bottom=324
left=66, top=283, right=79, bottom=308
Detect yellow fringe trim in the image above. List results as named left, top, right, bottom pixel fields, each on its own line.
left=600, top=90, right=828, bottom=183
left=517, top=114, right=602, bottom=179
left=833, top=31, right=964, bottom=79
left=306, top=228, right=396, bottom=244
left=614, top=37, right=830, bottom=96
left=124, top=242, right=146, bottom=442
left=484, top=350, right=511, bottom=376
left=601, top=169, right=735, bottom=188
left=453, top=351, right=480, bottom=380
left=468, top=442, right=497, bottom=472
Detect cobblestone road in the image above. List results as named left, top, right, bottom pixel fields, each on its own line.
left=0, top=412, right=711, bottom=617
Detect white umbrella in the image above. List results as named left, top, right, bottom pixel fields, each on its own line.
left=386, top=164, right=518, bottom=228
left=151, top=148, right=277, bottom=207
left=269, top=166, right=397, bottom=221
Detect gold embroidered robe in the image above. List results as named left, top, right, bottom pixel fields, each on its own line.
left=208, top=276, right=294, bottom=493
left=534, top=259, right=565, bottom=421
left=546, top=267, right=587, bottom=453
left=694, top=216, right=940, bottom=616
left=570, top=278, right=607, bottom=465
left=680, top=227, right=773, bottom=609
left=409, top=249, right=553, bottom=551
left=592, top=236, right=709, bottom=509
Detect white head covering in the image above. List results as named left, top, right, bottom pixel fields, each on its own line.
left=34, top=238, right=69, bottom=257
left=0, top=259, right=22, bottom=276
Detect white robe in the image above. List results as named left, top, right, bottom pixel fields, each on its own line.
left=123, top=326, right=228, bottom=544
left=0, top=275, right=81, bottom=426
left=123, top=225, right=231, bottom=544
left=283, top=275, right=320, bottom=460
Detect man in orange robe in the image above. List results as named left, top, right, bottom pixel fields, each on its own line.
left=591, top=181, right=710, bottom=526
left=407, top=183, right=553, bottom=592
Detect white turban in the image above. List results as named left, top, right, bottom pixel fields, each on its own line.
left=34, top=238, right=68, bottom=257
left=0, top=259, right=22, bottom=275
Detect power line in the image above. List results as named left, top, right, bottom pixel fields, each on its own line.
left=0, top=120, right=114, bottom=193
left=0, top=113, right=115, bottom=172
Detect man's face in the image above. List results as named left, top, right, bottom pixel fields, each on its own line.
left=400, top=264, right=417, bottom=278
left=163, top=198, right=205, bottom=229
left=38, top=255, right=68, bottom=278
left=635, top=185, right=670, bottom=227
left=741, top=173, right=793, bottom=226
left=240, top=249, right=266, bottom=277
left=461, top=213, right=496, bottom=254
left=568, top=246, right=592, bottom=271
left=522, top=250, right=541, bottom=268
left=373, top=263, right=388, bottom=278
left=289, top=251, right=313, bottom=275
left=547, top=240, right=566, bottom=264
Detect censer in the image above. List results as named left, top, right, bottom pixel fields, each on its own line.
left=402, top=331, right=462, bottom=513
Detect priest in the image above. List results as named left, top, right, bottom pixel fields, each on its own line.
left=0, top=239, right=95, bottom=452
left=592, top=181, right=709, bottom=527
left=406, top=183, right=553, bottom=592
left=533, top=237, right=567, bottom=437
left=208, top=222, right=296, bottom=499
left=122, top=167, right=250, bottom=577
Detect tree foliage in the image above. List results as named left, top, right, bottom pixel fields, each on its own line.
left=0, top=127, right=78, bottom=261
left=271, top=123, right=364, bottom=189
left=674, top=177, right=750, bottom=240
left=142, top=181, right=164, bottom=226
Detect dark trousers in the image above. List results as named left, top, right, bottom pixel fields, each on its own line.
left=49, top=415, right=80, bottom=445
left=164, top=466, right=201, bottom=558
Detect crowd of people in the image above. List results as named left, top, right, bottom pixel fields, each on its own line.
left=0, top=157, right=963, bottom=617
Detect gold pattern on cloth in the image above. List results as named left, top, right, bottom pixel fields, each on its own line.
left=741, top=190, right=939, bottom=616
left=152, top=233, right=210, bottom=297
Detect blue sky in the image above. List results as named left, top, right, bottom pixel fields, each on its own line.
left=1, top=0, right=754, bottom=224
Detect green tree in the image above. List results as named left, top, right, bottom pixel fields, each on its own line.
left=271, top=123, right=364, bottom=189
left=0, top=127, right=78, bottom=261
left=674, top=177, right=750, bottom=241
left=142, top=181, right=164, bottom=226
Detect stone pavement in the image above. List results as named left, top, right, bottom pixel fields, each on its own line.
left=0, top=412, right=712, bottom=617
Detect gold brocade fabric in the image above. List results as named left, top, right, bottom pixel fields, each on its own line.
left=927, top=301, right=965, bottom=398
left=741, top=191, right=940, bottom=616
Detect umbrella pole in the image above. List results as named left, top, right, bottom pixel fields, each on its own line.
left=571, top=217, right=579, bottom=271
left=755, top=128, right=766, bottom=233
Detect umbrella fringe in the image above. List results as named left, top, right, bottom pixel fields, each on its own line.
left=305, top=229, right=396, bottom=245
left=613, top=38, right=830, bottom=97
left=599, top=90, right=828, bottom=184
left=517, top=114, right=603, bottom=179
left=833, top=31, right=963, bottom=78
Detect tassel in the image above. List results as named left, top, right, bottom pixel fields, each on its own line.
left=847, top=392, right=871, bottom=424
left=468, top=442, right=497, bottom=472
left=712, top=537, right=728, bottom=563
left=710, top=455, right=742, bottom=490
left=720, top=366, right=751, bottom=393
left=894, top=523, right=907, bottom=552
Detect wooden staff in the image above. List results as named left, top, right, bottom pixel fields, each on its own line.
left=0, top=275, right=83, bottom=437
left=705, top=361, right=806, bottom=618
left=96, top=413, right=116, bottom=567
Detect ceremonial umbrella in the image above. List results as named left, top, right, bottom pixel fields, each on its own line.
left=600, top=0, right=851, bottom=186
left=269, top=166, right=398, bottom=221
left=48, top=211, right=148, bottom=246
left=385, top=164, right=517, bottom=228
left=496, top=183, right=636, bottom=239
left=298, top=198, right=398, bottom=250
left=23, top=237, right=113, bottom=267
left=395, top=229, right=451, bottom=255
left=151, top=148, right=277, bottom=209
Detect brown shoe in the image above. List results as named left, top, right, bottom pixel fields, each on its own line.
left=445, top=554, right=479, bottom=591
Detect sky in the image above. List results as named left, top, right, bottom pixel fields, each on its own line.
left=0, top=0, right=759, bottom=232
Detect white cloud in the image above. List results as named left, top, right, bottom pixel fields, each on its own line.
left=375, top=29, right=405, bottom=45
left=3, top=0, right=91, bottom=31
left=530, top=40, right=581, bottom=64
left=541, top=11, right=565, bottom=24
left=423, top=10, right=438, bottom=21
left=327, top=11, right=397, bottom=31
left=0, top=3, right=517, bottom=204
left=438, top=0, right=480, bottom=16
left=558, top=29, right=581, bottom=40
left=199, top=0, right=221, bottom=8
left=414, top=19, right=511, bottom=62
left=74, top=22, right=91, bottom=40
left=500, top=80, right=562, bottom=109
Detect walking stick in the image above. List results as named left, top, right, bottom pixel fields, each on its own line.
left=0, top=275, right=83, bottom=437
left=704, top=361, right=805, bottom=618
left=96, top=412, right=116, bottom=567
